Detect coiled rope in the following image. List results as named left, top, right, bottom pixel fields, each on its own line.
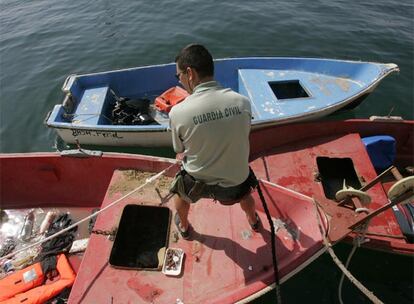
left=0, top=162, right=178, bottom=263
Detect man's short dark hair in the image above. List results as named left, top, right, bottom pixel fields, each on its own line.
left=175, top=44, right=214, bottom=78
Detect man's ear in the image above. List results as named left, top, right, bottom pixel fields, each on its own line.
left=187, top=67, right=194, bottom=81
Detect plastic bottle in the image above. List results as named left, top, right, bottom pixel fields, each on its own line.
left=19, top=210, right=35, bottom=241
left=39, top=211, right=56, bottom=235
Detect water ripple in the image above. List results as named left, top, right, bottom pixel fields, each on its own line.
left=0, top=0, right=413, bottom=153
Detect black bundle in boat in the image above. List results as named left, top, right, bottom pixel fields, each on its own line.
left=37, top=213, right=77, bottom=260
left=111, top=96, right=155, bottom=125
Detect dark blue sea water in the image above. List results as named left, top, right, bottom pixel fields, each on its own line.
left=0, top=0, right=413, bottom=303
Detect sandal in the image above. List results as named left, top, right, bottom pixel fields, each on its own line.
left=174, top=213, right=190, bottom=240
left=250, top=212, right=261, bottom=232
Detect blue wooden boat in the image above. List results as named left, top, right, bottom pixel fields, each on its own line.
left=45, top=57, right=398, bottom=147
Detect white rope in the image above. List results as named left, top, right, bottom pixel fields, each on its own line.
left=326, top=240, right=383, bottom=304
left=338, top=220, right=370, bottom=304
left=338, top=244, right=357, bottom=304
left=0, top=162, right=178, bottom=262
left=311, top=199, right=384, bottom=304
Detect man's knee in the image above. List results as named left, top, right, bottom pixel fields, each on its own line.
left=175, top=195, right=190, bottom=207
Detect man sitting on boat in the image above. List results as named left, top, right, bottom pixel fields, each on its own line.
left=169, top=44, right=260, bottom=239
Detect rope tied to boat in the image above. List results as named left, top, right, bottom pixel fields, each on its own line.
left=338, top=209, right=372, bottom=304
left=0, top=161, right=178, bottom=263
left=311, top=199, right=384, bottom=304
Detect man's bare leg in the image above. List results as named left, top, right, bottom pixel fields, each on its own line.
left=240, top=193, right=258, bottom=226
left=175, top=195, right=190, bottom=231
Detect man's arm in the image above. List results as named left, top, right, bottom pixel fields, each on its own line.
left=169, top=113, right=185, bottom=153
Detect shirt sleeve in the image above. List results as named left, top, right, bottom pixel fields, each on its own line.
left=243, top=96, right=252, bottom=127
left=169, top=111, right=185, bottom=153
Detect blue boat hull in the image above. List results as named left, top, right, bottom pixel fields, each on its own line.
left=45, top=57, right=398, bottom=147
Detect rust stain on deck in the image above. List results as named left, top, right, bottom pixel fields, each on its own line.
left=127, top=278, right=163, bottom=302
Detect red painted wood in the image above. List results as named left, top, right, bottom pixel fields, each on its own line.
left=68, top=174, right=325, bottom=304
left=250, top=119, right=413, bottom=255
left=1, top=119, right=412, bottom=303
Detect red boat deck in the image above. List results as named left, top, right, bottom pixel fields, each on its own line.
left=1, top=119, right=412, bottom=303
left=68, top=169, right=326, bottom=304
left=250, top=131, right=412, bottom=254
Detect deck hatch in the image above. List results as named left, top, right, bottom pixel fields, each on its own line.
left=316, top=157, right=362, bottom=199
left=109, top=204, right=171, bottom=270
left=269, top=80, right=309, bottom=100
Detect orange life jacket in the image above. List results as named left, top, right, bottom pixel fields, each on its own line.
left=0, top=254, right=75, bottom=304
left=155, top=86, right=189, bottom=113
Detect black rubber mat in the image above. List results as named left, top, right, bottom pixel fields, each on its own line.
left=109, top=204, right=171, bottom=270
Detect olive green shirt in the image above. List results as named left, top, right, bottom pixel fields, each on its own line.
left=169, top=81, right=251, bottom=187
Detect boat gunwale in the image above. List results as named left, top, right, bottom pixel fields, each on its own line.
left=64, top=57, right=398, bottom=79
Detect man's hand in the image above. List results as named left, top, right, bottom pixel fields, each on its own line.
left=176, top=153, right=185, bottom=161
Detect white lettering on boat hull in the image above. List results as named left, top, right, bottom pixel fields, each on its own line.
left=71, top=129, right=123, bottom=139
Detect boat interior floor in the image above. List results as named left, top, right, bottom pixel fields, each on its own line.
left=250, top=132, right=409, bottom=250
left=69, top=168, right=326, bottom=303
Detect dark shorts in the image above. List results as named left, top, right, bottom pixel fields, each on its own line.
left=169, top=168, right=258, bottom=205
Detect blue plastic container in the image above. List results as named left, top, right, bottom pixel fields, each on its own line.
left=362, top=135, right=396, bottom=171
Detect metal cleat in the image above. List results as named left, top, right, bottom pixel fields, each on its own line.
left=387, top=176, right=414, bottom=204
left=336, top=180, right=371, bottom=213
